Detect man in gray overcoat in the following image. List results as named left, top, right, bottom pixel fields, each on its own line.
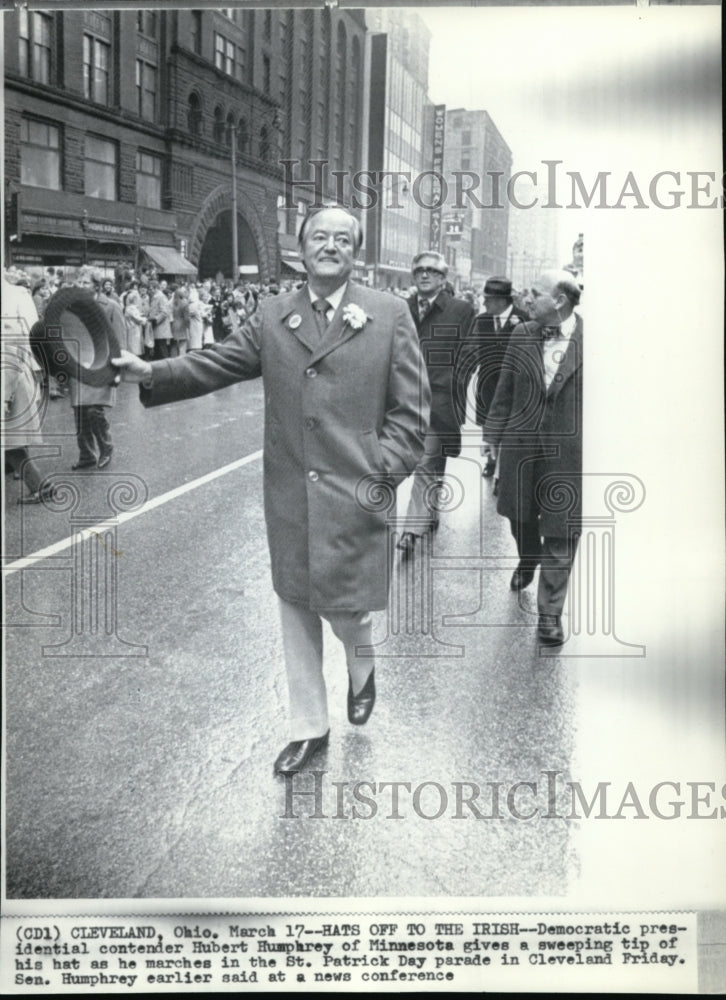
left=482, top=270, right=582, bottom=648
left=113, top=206, right=430, bottom=773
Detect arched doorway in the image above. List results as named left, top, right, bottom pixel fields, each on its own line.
left=197, top=210, right=259, bottom=280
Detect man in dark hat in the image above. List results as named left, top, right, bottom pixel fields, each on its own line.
left=470, top=277, right=529, bottom=477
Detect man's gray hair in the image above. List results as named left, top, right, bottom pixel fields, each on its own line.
left=411, top=251, right=448, bottom=275
left=553, top=274, right=581, bottom=307
left=298, top=204, right=363, bottom=252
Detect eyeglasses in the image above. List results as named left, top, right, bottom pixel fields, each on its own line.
left=413, top=266, right=444, bottom=277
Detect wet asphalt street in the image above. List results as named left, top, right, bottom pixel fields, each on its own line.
left=4, top=379, right=723, bottom=904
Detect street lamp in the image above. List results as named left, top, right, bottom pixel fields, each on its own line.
left=228, top=123, right=239, bottom=282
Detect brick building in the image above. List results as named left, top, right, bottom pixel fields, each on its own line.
left=4, top=7, right=367, bottom=281
left=442, top=108, right=513, bottom=288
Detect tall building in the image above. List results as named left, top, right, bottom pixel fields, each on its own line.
left=3, top=7, right=367, bottom=281
left=364, top=8, right=433, bottom=289
left=442, top=108, right=513, bottom=288
left=506, top=176, right=560, bottom=292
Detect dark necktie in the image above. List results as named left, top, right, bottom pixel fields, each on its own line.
left=542, top=325, right=561, bottom=340
left=312, top=298, right=330, bottom=338
left=493, top=316, right=501, bottom=333
left=418, top=297, right=431, bottom=321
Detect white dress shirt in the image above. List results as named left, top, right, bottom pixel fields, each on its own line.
left=307, top=282, right=348, bottom=324
left=542, top=310, right=577, bottom=389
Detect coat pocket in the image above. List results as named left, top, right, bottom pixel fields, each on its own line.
left=360, top=429, right=386, bottom=473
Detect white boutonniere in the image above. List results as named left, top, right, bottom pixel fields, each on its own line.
left=510, top=315, right=520, bottom=327
left=342, top=304, right=368, bottom=331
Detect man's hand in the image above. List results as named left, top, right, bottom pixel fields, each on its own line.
left=111, top=350, right=152, bottom=384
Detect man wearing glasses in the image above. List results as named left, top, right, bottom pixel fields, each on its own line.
left=398, top=252, right=475, bottom=557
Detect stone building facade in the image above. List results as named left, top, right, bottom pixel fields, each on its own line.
left=4, top=7, right=367, bottom=280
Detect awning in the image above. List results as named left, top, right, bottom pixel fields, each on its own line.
left=142, top=245, right=197, bottom=275
left=281, top=258, right=306, bottom=274
left=376, top=263, right=411, bottom=274
left=238, top=264, right=259, bottom=275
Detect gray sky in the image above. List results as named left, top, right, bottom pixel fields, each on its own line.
left=416, top=4, right=721, bottom=261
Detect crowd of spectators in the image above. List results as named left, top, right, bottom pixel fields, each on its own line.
left=4, top=262, right=306, bottom=365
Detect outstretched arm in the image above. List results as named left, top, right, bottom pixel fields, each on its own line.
left=112, top=304, right=264, bottom=406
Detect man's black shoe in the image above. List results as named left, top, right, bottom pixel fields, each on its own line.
left=274, top=730, right=330, bottom=775
left=510, top=565, right=535, bottom=591
left=537, top=614, right=565, bottom=646
left=348, top=669, right=375, bottom=725
left=72, top=459, right=97, bottom=470
left=97, top=451, right=113, bottom=470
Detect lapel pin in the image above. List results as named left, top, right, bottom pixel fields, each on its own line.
left=288, top=314, right=302, bottom=329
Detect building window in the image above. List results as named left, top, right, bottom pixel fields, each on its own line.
left=83, top=34, right=110, bottom=104
left=214, top=33, right=235, bottom=75
left=213, top=106, right=225, bottom=144
left=276, top=194, right=287, bottom=236
left=262, top=54, right=271, bottom=94
left=235, top=45, right=246, bottom=83
left=136, top=11, right=157, bottom=38
left=259, top=125, right=270, bottom=161
left=462, top=130, right=471, bottom=146
left=236, top=118, right=248, bottom=154
left=18, top=10, right=52, bottom=84
left=226, top=112, right=235, bottom=146
left=187, top=92, right=202, bottom=136
left=20, top=117, right=61, bottom=190
left=136, top=150, right=162, bottom=209
left=136, top=59, right=157, bottom=120
left=190, top=11, right=202, bottom=54
left=264, top=9, right=272, bottom=41
left=84, top=134, right=117, bottom=200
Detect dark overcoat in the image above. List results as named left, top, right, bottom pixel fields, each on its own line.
left=407, top=290, right=475, bottom=457
left=481, top=317, right=583, bottom=537
left=466, top=306, right=530, bottom=426
left=141, top=283, right=430, bottom=611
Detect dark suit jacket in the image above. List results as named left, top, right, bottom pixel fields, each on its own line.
left=481, top=315, right=583, bottom=537
left=407, top=290, right=475, bottom=457
left=466, top=305, right=530, bottom=426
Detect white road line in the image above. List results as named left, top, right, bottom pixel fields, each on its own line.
left=3, top=449, right=263, bottom=577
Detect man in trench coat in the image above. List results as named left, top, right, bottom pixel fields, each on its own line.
left=398, top=251, right=475, bottom=556
left=113, top=206, right=430, bottom=773
left=482, top=270, right=582, bottom=647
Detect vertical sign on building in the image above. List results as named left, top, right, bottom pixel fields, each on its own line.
left=430, top=105, right=446, bottom=252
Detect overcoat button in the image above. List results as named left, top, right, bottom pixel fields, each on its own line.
left=305, top=417, right=317, bottom=429
left=305, top=367, right=317, bottom=378
left=308, top=470, right=319, bottom=482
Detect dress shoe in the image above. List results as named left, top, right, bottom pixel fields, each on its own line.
left=97, top=451, right=113, bottom=470
left=537, top=614, right=565, bottom=646
left=274, top=730, right=329, bottom=775
left=482, top=455, right=496, bottom=478
left=397, top=532, right=417, bottom=558
left=510, top=564, right=535, bottom=591
left=348, top=669, right=375, bottom=726
left=18, top=485, right=57, bottom=505
left=72, top=458, right=97, bottom=470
